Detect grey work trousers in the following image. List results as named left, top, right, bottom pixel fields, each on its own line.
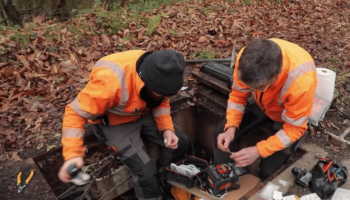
left=92, top=112, right=189, bottom=200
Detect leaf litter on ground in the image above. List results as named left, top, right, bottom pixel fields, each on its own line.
left=1, top=0, right=350, bottom=159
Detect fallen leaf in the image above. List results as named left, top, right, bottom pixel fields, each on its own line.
left=123, top=29, right=130, bottom=37
left=101, top=34, right=111, bottom=48
left=70, top=53, right=79, bottom=65
left=60, top=60, right=78, bottom=71
left=2, top=68, right=15, bottom=77
left=198, top=36, right=207, bottom=42
left=0, top=101, right=10, bottom=112
left=36, top=143, right=44, bottom=150
left=61, top=27, right=67, bottom=34
left=15, top=54, right=31, bottom=70
left=251, top=31, right=264, bottom=35
left=27, top=53, right=35, bottom=62
left=0, top=35, right=7, bottom=44
left=9, top=92, right=22, bottom=101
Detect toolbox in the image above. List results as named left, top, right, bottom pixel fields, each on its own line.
left=166, top=156, right=209, bottom=188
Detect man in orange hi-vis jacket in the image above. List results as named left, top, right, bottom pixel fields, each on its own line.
left=214, top=38, right=317, bottom=180
left=58, top=49, right=189, bottom=200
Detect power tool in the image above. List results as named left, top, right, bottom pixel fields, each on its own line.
left=205, top=162, right=248, bottom=196
left=291, top=167, right=312, bottom=187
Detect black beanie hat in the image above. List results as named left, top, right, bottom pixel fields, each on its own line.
left=139, top=49, right=185, bottom=96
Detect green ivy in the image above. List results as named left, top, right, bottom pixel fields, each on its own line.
left=197, top=51, right=216, bottom=59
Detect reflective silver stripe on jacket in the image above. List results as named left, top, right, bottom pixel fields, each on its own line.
left=227, top=102, right=245, bottom=113
left=276, top=129, right=292, bottom=147
left=152, top=108, right=170, bottom=117
left=62, top=128, right=85, bottom=138
left=281, top=109, right=308, bottom=126
left=231, top=79, right=250, bottom=93
left=278, top=62, right=315, bottom=105
left=70, top=97, right=95, bottom=119
left=94, top=60, right=130, bottom=114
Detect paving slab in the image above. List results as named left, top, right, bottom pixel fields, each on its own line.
left=248, top=142, right=329, bottom=200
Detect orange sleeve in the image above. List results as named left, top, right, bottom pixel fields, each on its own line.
left=224, top=49, right=252, bottom=130
left=62, top=69, right=117, bottom=161
left=257, top=74, right=316, bottom=158
left=151, top=99, right=175, bottom=133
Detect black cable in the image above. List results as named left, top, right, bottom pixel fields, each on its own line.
left=80, top=159, right=114, bottom=200
left=56, top=185, right=76, bottom=199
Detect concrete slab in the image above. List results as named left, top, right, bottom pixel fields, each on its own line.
left=248, top=142, right=328, bottom=200
left=340, top=159, right=350, bottom=190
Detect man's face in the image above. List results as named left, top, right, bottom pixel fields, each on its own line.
left=238, top=75, right=279, bottom=92
left=146, top=87, right=173, bottom=101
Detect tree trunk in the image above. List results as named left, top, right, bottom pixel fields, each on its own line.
left=0, top=0, right=21, bottom=26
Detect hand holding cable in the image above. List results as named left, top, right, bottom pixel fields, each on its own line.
left=163, top=130, right=179, bottom=149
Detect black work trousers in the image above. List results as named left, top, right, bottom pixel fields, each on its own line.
left=213, top=104, right=306, bottom=180
left=92, top=112, right=189, bottom=200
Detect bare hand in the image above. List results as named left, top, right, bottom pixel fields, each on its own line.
left=217, top=127, right=236, bottom=152
left=230, top=146, right=260, bottom=167
left=163, top=130, right=179, bottom=149
left=58, top=157, right=84, bottom=183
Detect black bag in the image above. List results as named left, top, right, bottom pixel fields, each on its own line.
left=310, top=158, right=348, bottom=199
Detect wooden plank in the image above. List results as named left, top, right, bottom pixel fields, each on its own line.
left=168, top=174, right=261, bottom=200
left=168, top=180, right=220, bottom=200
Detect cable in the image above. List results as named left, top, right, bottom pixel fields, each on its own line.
left=98, top=178, right=131, bottom=200
left=80, top=159, right=114, bottom=200
left=57, top=185, right=76, bottom=199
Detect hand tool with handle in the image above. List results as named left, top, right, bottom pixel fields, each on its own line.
left=67, top=164, right=90, bottom=186
left=17, top=170, right=34, bottom=193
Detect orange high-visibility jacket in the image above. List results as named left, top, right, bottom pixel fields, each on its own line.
left=225, top=38, right=317, bottom=158
left=62, top=50, right=174, bottom=161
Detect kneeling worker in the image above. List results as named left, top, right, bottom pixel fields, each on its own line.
left=58, top=49, right=189, bottom=199
left=214, top=38, right=317, bottom=180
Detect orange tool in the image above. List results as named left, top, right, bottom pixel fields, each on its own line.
left=17, top=170, right=34, bottom=193
left=327, top=171, right=332, bottom=182
left=322, top=161, right=333, bottom=173
left=332, top=172, right=338, bottom=181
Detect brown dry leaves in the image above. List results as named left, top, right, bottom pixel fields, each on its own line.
left=1, top=0, right=350, bottom=160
